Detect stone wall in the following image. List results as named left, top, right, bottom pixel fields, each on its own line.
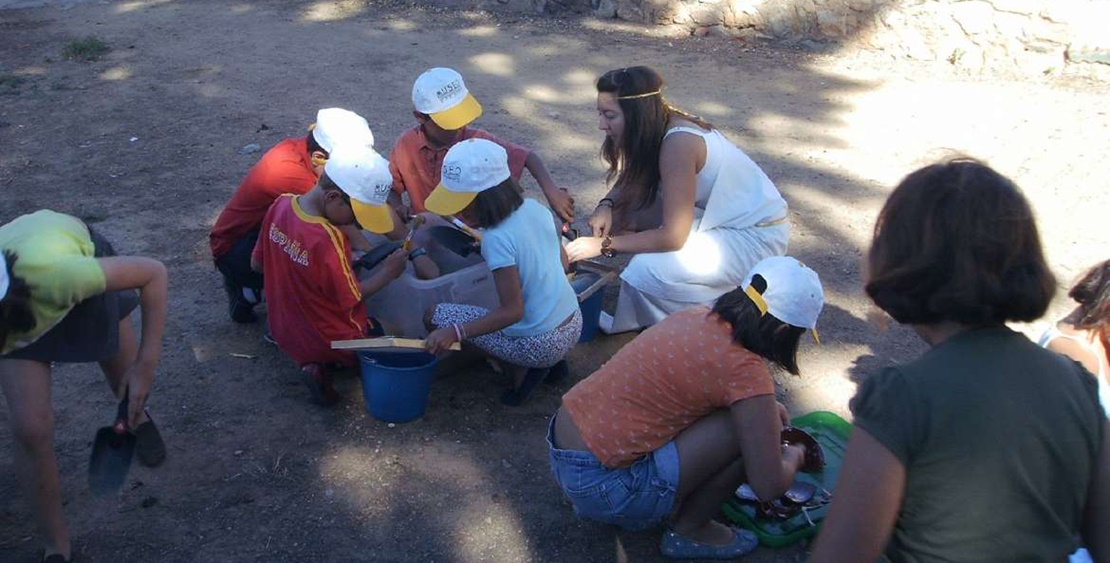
left=581, top=0, right=1110, bottom=74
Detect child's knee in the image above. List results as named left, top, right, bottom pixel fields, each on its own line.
left=11, top=410, right=54, bottom=452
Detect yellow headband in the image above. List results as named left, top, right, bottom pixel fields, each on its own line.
left=616, top=90, right=662, bottom=100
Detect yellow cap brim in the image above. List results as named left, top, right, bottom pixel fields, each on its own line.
left=429, top=94, right=482, bottom=130
left=424, top=184, right=479, bottom=217
left=351, top=199, right=394, bottom=234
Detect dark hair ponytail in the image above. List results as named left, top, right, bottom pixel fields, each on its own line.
left=0, top=251, right=36, bottom=348
left=710, top=274, right=806, bottom=375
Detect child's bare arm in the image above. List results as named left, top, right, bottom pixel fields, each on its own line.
left=97, top=256, right=168, bottom=426
left=525, top=152, right=575, bottom=222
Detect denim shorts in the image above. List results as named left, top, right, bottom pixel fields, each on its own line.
left=547, top=413, right=680, bottom=531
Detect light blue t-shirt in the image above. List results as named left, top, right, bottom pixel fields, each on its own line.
left=481, top=199, right=578, bottom=337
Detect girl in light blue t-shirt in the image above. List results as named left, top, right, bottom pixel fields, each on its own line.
left=423, top=139, right=581, bottom=406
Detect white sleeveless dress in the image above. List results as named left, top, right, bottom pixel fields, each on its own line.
left=606, top=126, right=789, bottom=333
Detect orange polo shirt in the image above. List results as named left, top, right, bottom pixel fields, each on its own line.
left=388, top=125, right=530, bottom=214
left=562, top=306, right=776, bottom=468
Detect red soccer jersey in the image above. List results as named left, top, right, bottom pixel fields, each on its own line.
left=210, top=137, right=318, bottom=259
left=252, top=194, right=367, bottom=367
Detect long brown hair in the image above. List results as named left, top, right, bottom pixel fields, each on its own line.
left=1069, top=259, right=1110, bottom=358
left=596, top=66, right=712, bottom=210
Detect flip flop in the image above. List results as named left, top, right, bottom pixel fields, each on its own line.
left=659, top=526, right=759, bottom=560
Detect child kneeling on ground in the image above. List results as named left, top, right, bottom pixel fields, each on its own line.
left=0, top=210, right=169, bottom=563
left=548, top=256, right=824, bottom=560
left=423, top=138, right=581, bottom=406
left=252, top=144, right=413, bottom=406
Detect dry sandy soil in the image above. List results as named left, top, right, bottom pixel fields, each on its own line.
left=1, top=1, right=1108, bottom=561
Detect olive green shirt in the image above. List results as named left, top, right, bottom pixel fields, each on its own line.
left=851, top=327, right=1104, bottom=562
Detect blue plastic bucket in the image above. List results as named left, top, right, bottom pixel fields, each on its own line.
left=571, top=272, right=604, bottom=343
left=358, top=351, right=439, bottom=423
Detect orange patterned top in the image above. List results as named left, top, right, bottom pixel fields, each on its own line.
left=562, top=306, right=775, bottom=468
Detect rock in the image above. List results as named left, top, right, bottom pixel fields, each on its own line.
left=950, top=1, right=994, bottom=36
left=817, top=10, right=846, bottom=38
left=238, top=143, right=261, bottom=155
left=1067, top=45, right=1110, bottom=65
left=593, top=0, right=616, bottom=18
left=687, top=3, right=722, bottom=26
left=615, top=0, right=644, bottom=22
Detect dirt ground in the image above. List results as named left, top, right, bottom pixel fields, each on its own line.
left=1, top=1, right=1108, bottom=561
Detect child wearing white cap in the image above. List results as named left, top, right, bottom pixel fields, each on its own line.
left=422, top=138, right=582, bottom=406
left=388, top=67, right=575, bottom=227
left=250, top=144, right=414, bottom=406
left=211, top=108, right=377, bottom=324
left=548, top=256, right=824, bottom=560
left=0, top=210, right=170, bottom=563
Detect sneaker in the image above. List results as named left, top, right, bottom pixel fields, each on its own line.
left=301, top=364, right=339, bottom=406
left=133, top=410, right=167, bottom=468
left=223, top=278, right=257, bottom=324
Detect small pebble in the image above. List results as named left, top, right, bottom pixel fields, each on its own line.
left=238, top=143, right=261, bottom=155
left=387, top=423, right=395, bottom=428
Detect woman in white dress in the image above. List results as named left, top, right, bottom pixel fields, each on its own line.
left=565, top=66, right=789, bottom=333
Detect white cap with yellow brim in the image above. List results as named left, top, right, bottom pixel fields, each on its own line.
left=412, top=67, right=483, bottom=131
left=741, top=256, right=825, bottom=339
left=424, top=138, right=510, bottom=217
left=311, top=108, right=375, bottom=153
left=0, top=253, right=9, bottom=301
left=324, top=144, right=394, bottom=234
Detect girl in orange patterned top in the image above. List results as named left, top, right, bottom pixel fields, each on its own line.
left=547, top=256, right=823, bottom=560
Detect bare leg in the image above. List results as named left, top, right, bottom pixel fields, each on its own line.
left=98, top=316, right=149, bottom=425
left=0, top=359, right=70, bottom=560
left=669, top=410, right=746, bottom=545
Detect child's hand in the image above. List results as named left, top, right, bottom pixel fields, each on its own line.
left=544, top=187, right=575, bottom=222
left=379, top=248, right=407, bottom=280
left=425, top=327, right=458, bottom=355
left=124, top=360, right=157, bottom=427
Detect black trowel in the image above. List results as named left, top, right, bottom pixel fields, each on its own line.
left=88, top=394, right=135, bottom=496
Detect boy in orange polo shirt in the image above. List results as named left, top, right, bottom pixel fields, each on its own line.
left=212, top=108, right=375, bottom=323
left=252, top=144, right=408, bottom=406
left=388, top=67, right=575, bottom=228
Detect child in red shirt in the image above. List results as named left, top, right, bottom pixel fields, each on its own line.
left=252, top=144, right=409, bottom=406
left=212, top=108, right=375, bottom=323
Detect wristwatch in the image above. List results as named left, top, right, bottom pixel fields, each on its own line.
left=407, top=247, right=428, bottom=261
left=600, top=236, right=616, bottom=258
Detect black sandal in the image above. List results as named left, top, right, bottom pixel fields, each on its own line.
left=133, top=409, right=166, bottom=467
left=42, top=553, right=70, bottom=563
